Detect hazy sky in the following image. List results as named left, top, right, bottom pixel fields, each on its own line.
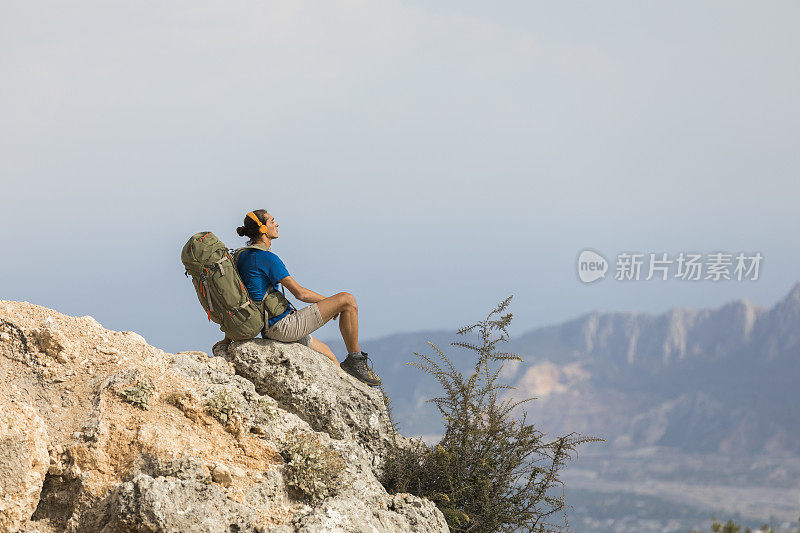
left=2, top=1, right=798, bottom=354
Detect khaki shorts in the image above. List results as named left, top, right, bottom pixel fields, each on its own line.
left=262, top=303, right=325, bottom=348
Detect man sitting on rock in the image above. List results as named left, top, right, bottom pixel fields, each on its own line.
left=213, top=210, right=381, bottom=387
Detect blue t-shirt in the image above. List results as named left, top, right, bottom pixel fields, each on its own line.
left=236, top=248, right=294, bottom=326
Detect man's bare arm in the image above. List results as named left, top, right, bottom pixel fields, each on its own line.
left=278, top=276, right=326, bottom=304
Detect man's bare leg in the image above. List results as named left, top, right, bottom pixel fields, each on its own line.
left=316, top=292, right=360, bottom=354
left=310, top=338, right=340, bottom=367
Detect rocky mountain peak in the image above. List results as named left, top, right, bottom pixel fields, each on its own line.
left=498, top=282, right=800, bottom=457
left=787, top=281, right=800, bottom=300
left=773, top=281, right=800, bottom=312
left=0, top=300, right=447, bottom=533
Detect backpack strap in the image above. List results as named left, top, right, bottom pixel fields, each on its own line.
left=232, top=246, right=290, bottom=299
left=212, top=256, right=227, bottom=276
left=232, top=246, right=267, bottom=268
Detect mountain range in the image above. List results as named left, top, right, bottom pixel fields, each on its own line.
left=329, top=282, right=800, bottom=457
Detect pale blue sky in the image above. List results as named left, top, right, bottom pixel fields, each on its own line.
left=2, top=1, right=798, bottom=353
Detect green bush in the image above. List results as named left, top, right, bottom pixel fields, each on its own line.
left=204, top=389, right=239, bottom=424
left=381, top=296, right=603, bottom=532
left=281, top=430, right=346, bottom=503
left=689, top=515, right=800, bottom=533
left=118, top=377, right=156, bottom=410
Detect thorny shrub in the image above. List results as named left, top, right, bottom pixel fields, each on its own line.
left=381, top=296, right=604, bottom=532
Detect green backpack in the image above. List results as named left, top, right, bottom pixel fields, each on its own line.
left=181, top=232, right=265, bottom=341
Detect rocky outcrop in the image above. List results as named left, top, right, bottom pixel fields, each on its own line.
left=226, top=339, right=416, bottom=474
left=0, top=300, right=447, bottom=532
left=278, top=492, right=447, bottom=533
left=0, top=395, right=49, bottom=532
left=113, top=471, right=260, bottom=532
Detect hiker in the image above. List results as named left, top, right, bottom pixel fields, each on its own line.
left=214, top=210, right=381, bottom=387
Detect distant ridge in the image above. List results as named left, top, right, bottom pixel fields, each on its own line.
left=328, top=283, right=800, bottom=456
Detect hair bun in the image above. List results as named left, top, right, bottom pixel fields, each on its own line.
left=236, top=226, right=247, bottom=236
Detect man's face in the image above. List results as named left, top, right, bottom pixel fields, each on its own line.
left=263, top=212, right=279, bottom=239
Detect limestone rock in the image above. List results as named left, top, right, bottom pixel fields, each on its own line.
left=226, top=339, right=405, bottom=470
left=0, top=301, right=449, bottom=533
left=211, top=464, right=233, bottom=486
left=285, top=492, right=448, bottom=532
left=113, top=474, right=258, bottom=532
left=80, top=316, right=103, bottom=330
left=32, top=318, right=71, bottom=360
left=0, top=397, right=49, bottom=532
left=387, top=493, right=450, bottom=531
left=120, top=331, right=147, bottom=345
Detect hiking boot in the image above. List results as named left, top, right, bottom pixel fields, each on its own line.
left=341, top=351, right=382, bottom=387
left=212, top=337, right=232, bottom=358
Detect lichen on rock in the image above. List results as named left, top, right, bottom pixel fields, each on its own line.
left=280, top=430, right=346, bottom=504
left=204, top=388, right=240, bottom=425
left=117, top=376, right=156, bottom=410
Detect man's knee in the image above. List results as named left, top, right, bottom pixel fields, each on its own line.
left=338, top=292, right=357, bottom=312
